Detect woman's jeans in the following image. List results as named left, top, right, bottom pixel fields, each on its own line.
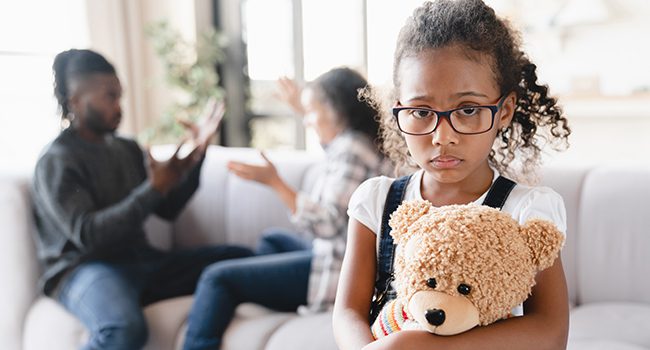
left=183, top=229, right=312, bottom=350
left=255, top=228, right=312, bottom=255
left=55, top=245, right=252, bottom=350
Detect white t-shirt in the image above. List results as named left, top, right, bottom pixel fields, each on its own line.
left=347, top=169, right=567, bottom=237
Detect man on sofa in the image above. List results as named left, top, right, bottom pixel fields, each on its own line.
left=30, top=48, right=252, bottom=350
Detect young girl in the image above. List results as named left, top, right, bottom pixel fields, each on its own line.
left=333, top=1, right=571, bottom=349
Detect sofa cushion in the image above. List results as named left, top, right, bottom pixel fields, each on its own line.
left=265, top=312, right=337, bottom=350
left=569, top=302, right=650, bottom=349
left=0, top=176, right=40, bottom=350
left=219, top=303, right=295, bottom=350
left=143, top=296, right=193, bottom=350
left=23, top=297, right=86, bottom=350
left=577, top=168, right=650, bottom=305
left=24, top=296, right=194, bottom=350
left=172, top=146, right=233, bottom=248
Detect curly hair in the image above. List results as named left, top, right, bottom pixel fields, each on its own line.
left=53, top=49, right=116, bottom=120
left=376, top=0, right=570, bottom=180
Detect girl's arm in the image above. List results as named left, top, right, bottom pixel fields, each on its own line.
left=333, top=218, right=378, bottom=350
left=365, top=257, right=569, bottom=350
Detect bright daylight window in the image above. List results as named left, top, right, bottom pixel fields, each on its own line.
left=243, top=0, right=365, bottom=153
left=0, top=0, right=89, bottom=175
left=243, top=0, right=298, bottom=150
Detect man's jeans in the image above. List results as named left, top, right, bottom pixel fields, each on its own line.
left=56, top=245, right=252, bottom=350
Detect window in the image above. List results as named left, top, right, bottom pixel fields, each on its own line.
left=301, top=0, right=365, bottom=81
left=0, top=0, right=89, bottom=175
left=241, top=0, right=366, bottom=153
left=242, top=0, right=298, bottom=150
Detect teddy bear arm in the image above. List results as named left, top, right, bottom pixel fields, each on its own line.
left=521, top=219, right=565, bottom=271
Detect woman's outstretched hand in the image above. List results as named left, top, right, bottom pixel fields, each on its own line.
left=275, top=76, right=304, bottom=115
left=227, top=151, right=282, bottom=187
left=227, top=151, right=298, bottom=213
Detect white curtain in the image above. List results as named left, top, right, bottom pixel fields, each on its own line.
left=83, top=0, right=214, bottom=139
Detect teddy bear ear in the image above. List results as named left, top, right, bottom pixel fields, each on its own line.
left=388, top=199, right=432, bottom=244
left=520, top=219, right=566, bottom=271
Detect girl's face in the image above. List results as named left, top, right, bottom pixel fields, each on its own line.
left=396, top=46, right=515, bottom=185
left=301, top=87, right=343, bottom=145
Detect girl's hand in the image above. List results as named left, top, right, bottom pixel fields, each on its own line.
left=227, top=151, right=282, bottom=187
left=275, top=76, right=304, bottom=115
left=362, top=331, right=440, bottom=350
left=177, top=97, right=225, bottom=157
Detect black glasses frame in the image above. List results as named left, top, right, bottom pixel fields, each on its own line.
left=392, top=94, right=507, bottom=136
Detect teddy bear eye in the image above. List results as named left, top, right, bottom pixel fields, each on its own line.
left=457, top=283, right=471, bottom=295
left=426, top=278, right=437, bottom=289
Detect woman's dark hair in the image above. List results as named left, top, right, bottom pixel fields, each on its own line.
left=309, top=67, right=381, bottom=145
left=379, top=0, right=571, bottom=179
left=52, top=49, right=116, bottom=120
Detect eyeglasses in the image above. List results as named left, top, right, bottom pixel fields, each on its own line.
left=392, top=95, right=507, bottom=136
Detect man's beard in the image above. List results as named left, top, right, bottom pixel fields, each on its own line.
left=85, top=104, right=120, bottom=135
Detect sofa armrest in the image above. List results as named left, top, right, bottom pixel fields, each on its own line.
left=0, top=176, right=40, bottom=350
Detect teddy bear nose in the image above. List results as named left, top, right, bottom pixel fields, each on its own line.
left=425, top=308, right=446, bottom=326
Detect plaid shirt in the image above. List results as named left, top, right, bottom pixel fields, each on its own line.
left=292, top=130, right=392, bottom=313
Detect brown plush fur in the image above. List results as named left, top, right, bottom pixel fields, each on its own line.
left=389, top=200, right=564, bottom=329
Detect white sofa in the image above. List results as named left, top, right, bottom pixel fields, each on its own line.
left=2, top=145, right=649, bottom=350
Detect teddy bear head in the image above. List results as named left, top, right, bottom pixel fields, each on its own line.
left=388, top=200, right=564, bottom=336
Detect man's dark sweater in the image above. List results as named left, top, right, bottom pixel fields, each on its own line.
left=31, top=128, right=203, bottom=295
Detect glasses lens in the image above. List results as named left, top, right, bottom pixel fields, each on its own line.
left=396, top=108, right=436, bottom=134
left=450, top=106, right=493, bottom=134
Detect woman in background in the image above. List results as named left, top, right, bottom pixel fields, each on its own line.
left=183, top=67, right=392, bottom=350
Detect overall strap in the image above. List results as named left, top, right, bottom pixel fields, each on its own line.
left=369, top=174, right=411, bottom=323
left=481, top=176, right=516, bottom=209
left=376, top=175, right=411, bottom=292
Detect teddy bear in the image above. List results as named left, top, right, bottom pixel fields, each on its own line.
left=371, top=200, right=564, bottom=338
